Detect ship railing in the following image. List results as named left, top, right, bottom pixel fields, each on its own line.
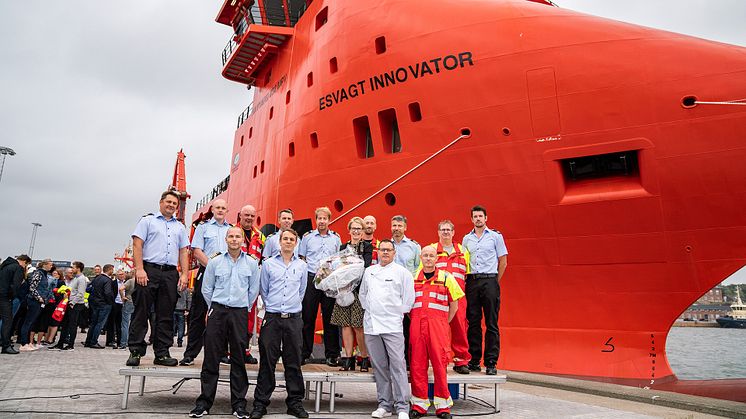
left=237, top=104, right=254, bottom=129
left=195, top=175, right=230, bottom=212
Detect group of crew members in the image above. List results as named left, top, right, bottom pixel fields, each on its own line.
left=127, top=190, right=507, bottom=419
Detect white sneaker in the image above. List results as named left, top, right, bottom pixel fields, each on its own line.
left=397, top=412, right=409, bottom=419
left=20, top=345, right=38, bottom=352
left=371, top=408, right=392, bottom=418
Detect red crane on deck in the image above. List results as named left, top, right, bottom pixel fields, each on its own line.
left=169, top=149, right=191, bottom=224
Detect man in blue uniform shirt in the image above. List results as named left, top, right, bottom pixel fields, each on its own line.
left=181, top=199, right=231, bottom=366
left=298, top=206, right=342, bottom=366
left=190, top=226, right=260, bottom=419
left=250, top=228, right=309, bottom=419
left=261, top=208, right=297, bottom=260
left=390, top=214, right=420, bottom=367
left=461, top=205, right=508, bottom=375
left=127, top=190, right=190, bottom=367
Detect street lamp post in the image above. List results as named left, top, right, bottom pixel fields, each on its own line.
left=29, top=222, right=42, bottom=258
left=0, top=146, right=16, bottom=184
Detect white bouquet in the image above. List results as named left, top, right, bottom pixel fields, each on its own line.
left=314, top=246, right=365, bottom=306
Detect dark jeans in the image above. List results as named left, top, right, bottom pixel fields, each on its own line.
left=465, top=275, right=501, bottom=366
left=301, top=273, right=340, bottom=359
left=184, top=267, right=207, bottom=359
left=86, top=304, right=112, bottom=346
left=19, top=299, right=43, bottom=345
left=253, top=313, right=305, bottom=410
left=173, top=310, right=186, bottom=345
left=106, top=303, right=123, bottom=345
left=0, top=298, right=13, bottom=348
left=128, top=265, right=178, bottom=357
left=60, top=304, right=84, bottom=348
left=196, top=303, right=248, bottom=411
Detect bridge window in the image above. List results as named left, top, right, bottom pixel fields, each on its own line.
left=310, top=132, right=319, bottom=148
left=307, top=72, right=313, bottom=87
left=353, top=116, right=374, bottom=159
left=289, top=141, right=295, bottom=157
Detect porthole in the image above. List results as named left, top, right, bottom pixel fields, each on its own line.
left=334, top=199, right=344, bottom=212
left=385, top=193, right=396, bottom=206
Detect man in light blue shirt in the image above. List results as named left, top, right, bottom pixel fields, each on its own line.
left=127, top=190, right=190, bottom=368
left=298, top=207, right=341, bottom=365
left=191, top=226, right=260, bottom=419
left=461, top=205, right=508, bottom=375
left=391, top=215, right=421, bottom=276
left=181, top=199, right=231, bottom=366
left=251, top=228, right=309, bottom=419
left=261, top=208, right=298, bottom=260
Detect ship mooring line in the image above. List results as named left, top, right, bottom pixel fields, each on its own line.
left=330, top=131, right=471, bottom=225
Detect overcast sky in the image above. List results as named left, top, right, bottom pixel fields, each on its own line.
left=1, top=1, right=744, bottom=283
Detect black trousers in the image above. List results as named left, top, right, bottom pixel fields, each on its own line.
left=196, top=303, right=248, bottom=411
left=106, top=303, right=123, bottom=345
left=128, top=265, right=178, bottom=357
left=465, top=275, right=501, bottom=366
left=0, top=298, right=12, bottom=348
left=301, top=273, right=340, bottom=359
left=253, top=313, right=305, bottom=410
left=184, top=266, right=208, bottom=359
left=60, top=304, right=84, bottom=348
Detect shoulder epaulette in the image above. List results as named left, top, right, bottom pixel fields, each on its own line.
left=303, top=231, right=312, bottom=237
left=248, top=253, right=258, bottom=261
left=330, top=230, right=340, bottom=237
left=266, top=232, right=277, bottom=239
left=209, top=252, right=222, bottom=259
left=197, top=220, right=206, bottom=225
left=142, top=213, right=154, bottom=218
left=411, top=239, right=419, bottom=245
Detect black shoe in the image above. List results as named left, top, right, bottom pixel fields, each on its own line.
left=467, top=363, right=481, bottom=372
left=189, top=406, right=209, bottom=418
left=1, top=346, right=19, bottom=355
left=339, top=357, right=355, bottom=371
left=118, top=345, right=128, bottom=349
left=179, top=356, right=195, bottom=366
left=47, top=344, right=63, bottom=351
left=106, top=342, right=116, bottom=348
left=286, top=406, right=309, bottom=418
left=245, top=352, right=258, bottom=365
left=436, top=412, right=452, bottom=419
left=453, top=365, right=470, bottom=374
left=360, top=357, right=371, bottom=372
left=220, top=355, right=230, bottom=364
left=61, top=346, right=75, bottom=351
left=154, top=355, right=178, bottom=366
left=249, top=408, right=266, bottom=419
left=409, top=409, right=426, bottom=419
left=126, top=352, right=141, bottom=366
left=90, top=343, right=105, bottom=349
left=485, top=366, right=497, bottom=375
left=325, top=356, right=339, bottom=367
left=233, top=407, right=250, bottom=419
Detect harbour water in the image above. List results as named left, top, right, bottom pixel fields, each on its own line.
left=666, top=327, right=746, bottom=379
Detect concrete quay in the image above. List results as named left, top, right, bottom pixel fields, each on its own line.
left=0, top=344, right=743, bottom=418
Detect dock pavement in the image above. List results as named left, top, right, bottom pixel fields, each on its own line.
left=0, top=344, right=743, bottom=418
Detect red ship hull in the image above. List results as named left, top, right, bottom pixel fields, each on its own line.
left=197, top=0, right=746, bottom=390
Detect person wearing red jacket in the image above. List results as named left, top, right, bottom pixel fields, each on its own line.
left=239, top=204, right=265, bottom=365
left=409, top=246, right=464, bottom=419
left=431, top=220, right=471, bottom=374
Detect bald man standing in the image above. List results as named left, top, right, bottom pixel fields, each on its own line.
left=181, top=199, right=231, bottom=366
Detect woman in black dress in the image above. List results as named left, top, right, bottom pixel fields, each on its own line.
left=330, top=217, right=373, bottom=371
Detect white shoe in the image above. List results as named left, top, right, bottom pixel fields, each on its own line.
left=371, top=408, right=392, bottom=418
left=20, top=345, right=38, bottom=352
left=397, top=413, right=409, bottom=419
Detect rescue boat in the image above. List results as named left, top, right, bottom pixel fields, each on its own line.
left=192, top=0, right=746, bottom=400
